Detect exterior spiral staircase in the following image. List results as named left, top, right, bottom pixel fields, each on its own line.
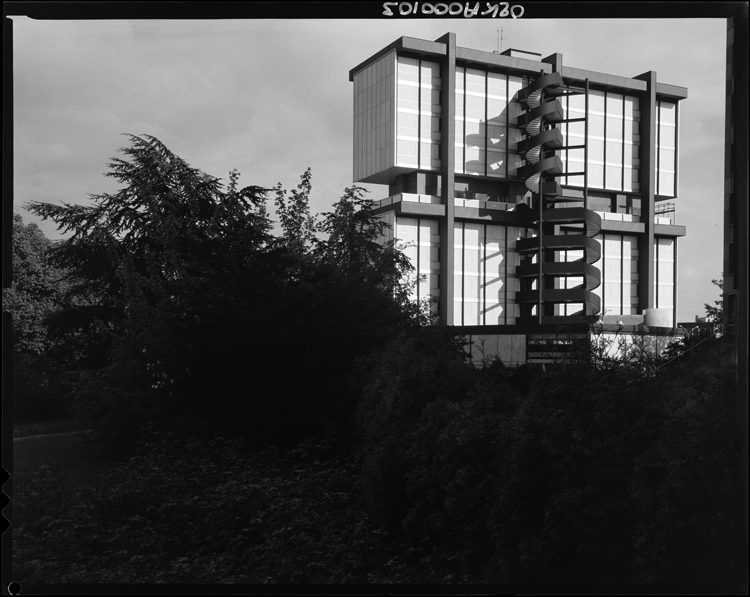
left=514, top=72, right=602, bottom=324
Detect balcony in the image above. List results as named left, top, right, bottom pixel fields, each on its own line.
left=595, top=211, right=640, bottom=223
left=453, top=191, right=515, bottom=211
left=654, top=202, right=676, bottom=225
left=376, top=193, right=441, bottom=208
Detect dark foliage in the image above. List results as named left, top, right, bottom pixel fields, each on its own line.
left=3, top=214, right=76, bottom=421
left=357, top=329, right=740, bottom=586
left=13, top=431, right=464, bottom=584
left=26, top=135, right=420, bottom=456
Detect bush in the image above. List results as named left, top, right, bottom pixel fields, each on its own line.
left=630, top=365, right=740, bottom=584
left=357, top=327, right=472, bottom=529
left=356, top=334, right=741, bottom=586
left=12, top=353, right=73, bottom=422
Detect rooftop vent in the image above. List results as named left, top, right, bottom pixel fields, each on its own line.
left=500, top=48, right=542, bottom=61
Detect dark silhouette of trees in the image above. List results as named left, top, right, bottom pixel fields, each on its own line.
left=25, top=134, right=421, bottom=455
left=4, top=214, right=72, bottom=420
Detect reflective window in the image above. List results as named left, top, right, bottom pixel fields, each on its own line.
left=656, top=101, right=677, bottom=197
left=396, top=56, right=441, bottom=171
left=454, top=68, right=525, bottom=178
left=654, top=237, right=675, bottom=319
left=395, top=217, right=440, bottom=317
left=594, top=234, right=639, bottom=316
left=559, top=89, right=641, bottom=194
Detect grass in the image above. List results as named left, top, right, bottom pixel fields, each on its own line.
left=13, top=430, right=107, bottom=477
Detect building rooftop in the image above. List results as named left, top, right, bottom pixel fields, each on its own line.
left=349, top=33, right=687, bottom=100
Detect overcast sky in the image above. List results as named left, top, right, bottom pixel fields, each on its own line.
left=10, top=11, right=729, bottom=321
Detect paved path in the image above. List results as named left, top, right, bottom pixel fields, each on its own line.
left=13, top=430, right=93, bottom=442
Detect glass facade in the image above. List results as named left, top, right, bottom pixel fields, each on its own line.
left=558, top=90, right=641, bottom=193
left=654, top=236, right=675, bottom=322
left=453, top=222, right=523, bottom=325
left=353, top=51, right=396, bottom=182
left=396, top=57, right=442, bottom=170
left=454, top=67, right=526, bottom=178
left=394, top=217, right=440, bottom=316
left=656, top=101, right=677, bottom=197
left=590, top=233, right=639, bottom=316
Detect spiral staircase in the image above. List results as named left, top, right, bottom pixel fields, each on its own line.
left=514, top=72, right=602, bottom=324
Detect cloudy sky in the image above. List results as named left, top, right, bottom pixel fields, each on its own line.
left=10, top=8, right=729, bottom=321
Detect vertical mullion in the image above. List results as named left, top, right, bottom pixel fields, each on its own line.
left=584, top=79, right=589, bottom=210
left=417, top=218, right=421, bottom=307
left=463, top=68, right=467, bottom=175
left=564, top=93, right=569, bottom=186
left=620, top=235, right=624, bottom=314
left=655, top=101, right=661, bottom=196
left=418, top=60, right=422, bottom=169
left=654, top=237, right=659, bottom=308
left=621, top=95, right=626, bottom=192
left=672, top=239, right=677, bottom=327
left=504, top=226, right=509, bottom=325
left=602, top=233, right=606, bottom=315
left=505, top=73, right=515, bottom=179
left=461, top=222, right=465, bottom=326
left=483, top=224, right=487, bottom=325
left=603, top=91, right=608, bottom=190
left=484, top=71, right=488, bottom=178
left=674, top=102, right=679, bottom=197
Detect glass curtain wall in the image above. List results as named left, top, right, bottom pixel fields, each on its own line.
left=454, top=67, right=525, bottom=178
left=396, top=56, right=441, bottom=170
left=656, top=101, right=677, bottom=197
left=453, top=222, right=523, bottom=325
left=653, top=236, right=675, bottom=321
left=558, top=89, right=641, bottom=193
left=395, top=217, right=440, bottom=316
left=591, top=233, right=639, bottom=316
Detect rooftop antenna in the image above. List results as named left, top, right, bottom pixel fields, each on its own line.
left=494, top=29, right=502, bottom=54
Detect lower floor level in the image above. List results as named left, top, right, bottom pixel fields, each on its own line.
left=459, top=322, right=685, bottom=366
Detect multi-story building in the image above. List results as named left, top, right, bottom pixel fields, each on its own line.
left=350, top=33, right=688, bottom=364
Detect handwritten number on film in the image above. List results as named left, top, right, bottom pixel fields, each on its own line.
left=383, top=2, right=525, bottom=18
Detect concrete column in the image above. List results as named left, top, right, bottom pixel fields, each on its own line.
left=635, top=71, right=657, bottom=312
left=437, top=33, right=456, bottom=326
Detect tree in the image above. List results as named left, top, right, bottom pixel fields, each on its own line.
left=704, top=278, right=724, bottom=336
left=273, top=167, right=317, bottom=255
left=2, top=213, right=68, bottom=355
left=26, top=134, right=422, bottom=454
left=316, top=186, right=423, bottom=322
left=27, top=134, right=277, bottom=452
left=3, top=213, right=74, bottom=420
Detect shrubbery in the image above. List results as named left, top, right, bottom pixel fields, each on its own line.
left=356, top=329, right=740, bottom=585
left=26, top=136, right=421, bottom=456
left=13, top=427, right=463, bottom=584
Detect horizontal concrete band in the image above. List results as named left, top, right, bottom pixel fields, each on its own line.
left=516, top=234, right=602, bottom=262
left=516, top=287, right=602, bottom=308
left=516, top=262, right=601, bottom=291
